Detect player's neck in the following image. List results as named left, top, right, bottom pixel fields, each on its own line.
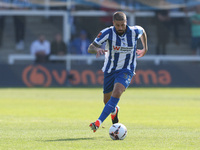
left=117, top=28, right=127, bottom=36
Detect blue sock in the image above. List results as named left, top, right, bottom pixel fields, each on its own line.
left=98, top=96, right=119, bottom=123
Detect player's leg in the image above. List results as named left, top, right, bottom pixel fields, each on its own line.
left=111, top=82, right=125, bottom=98
left=110, top=83, right=125, bottom=124
left=103, top=91, right=120, bottom=124
left=89, top=70, right=133, bottom=132
left=110, top=70, right=134, bottom=124
left=104, top=92, right=112, bottom=104
left=96, top=83, right=125, bottom=126
left=96, top=73, right=124, bottom=125
left=89, top=93, right=112, bottom=132
left=90, top=72, right=115, bottom=132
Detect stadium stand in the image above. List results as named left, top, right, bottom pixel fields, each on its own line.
left=0, top=0, right=198, bottom=65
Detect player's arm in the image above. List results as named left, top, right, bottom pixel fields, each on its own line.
left=136, top=29, right=148, bottom=58
left=88, top=42, right=107, bottom=58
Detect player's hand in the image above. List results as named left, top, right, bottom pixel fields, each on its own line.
left=136, top=48, right=147, bottom=58
left=96, top=49, right=108, bottom=58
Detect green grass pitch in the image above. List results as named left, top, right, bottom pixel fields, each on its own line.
left=0, top=88, right=200, bottom=150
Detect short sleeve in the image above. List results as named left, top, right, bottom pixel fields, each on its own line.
left=135, top=25, right=144, bottom=39
left=94, top=27, right=111, bottom=46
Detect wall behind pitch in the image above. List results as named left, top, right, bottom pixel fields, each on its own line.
left=0, top=63, right=200, bottom=87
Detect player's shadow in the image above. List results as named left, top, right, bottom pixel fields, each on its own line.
left=44, top=137, right=95, bottom=142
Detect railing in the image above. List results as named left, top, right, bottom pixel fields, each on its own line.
left=8, top=54, right=104, bottom=70
left=0, top=9, right=196, bottom=44
left=8, top=54, right=200, bottom=70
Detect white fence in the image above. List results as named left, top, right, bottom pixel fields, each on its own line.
left=8, top=54, right=200, bottom=70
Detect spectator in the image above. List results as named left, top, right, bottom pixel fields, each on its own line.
left=0, top=5, right=5, bottom=48
left=30, top=34, right=50, bottom=63
left=70, top=30, right=91, bottom=55
left=0, top=16, right=25, bottom=50
left=14, top=16, right=26, bottom=50
left=51, top=33, right=67, bottom=55
left=0, top=16, right=5, bottom=48
left=170, top=4, right=186, bottom=45
left=0, top=2, right=26, bottom=50
left=190, top=5, right=200, bottom=55
left=13, top=0, right=28, bottom=50
left=155, top=9, right=171, bottom=55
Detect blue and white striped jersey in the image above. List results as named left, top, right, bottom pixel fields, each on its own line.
left=94, top=25, right=144, bottom=74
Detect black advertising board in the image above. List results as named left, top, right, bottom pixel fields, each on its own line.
left=0, top=63, right=199, bottom=87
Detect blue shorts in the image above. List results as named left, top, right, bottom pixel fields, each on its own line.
left=103, top=69, right=134, bottom=94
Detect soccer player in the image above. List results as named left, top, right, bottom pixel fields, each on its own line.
left=88, top=11, right=148, bottom=132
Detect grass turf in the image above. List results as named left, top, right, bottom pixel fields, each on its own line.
left=0, top=88, right=200, bottom=150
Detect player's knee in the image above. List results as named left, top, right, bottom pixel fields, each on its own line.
left=112, top=88, right=124, bottom=98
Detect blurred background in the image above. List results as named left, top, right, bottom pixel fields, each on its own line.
left=0, top=0, right=200, bottom=87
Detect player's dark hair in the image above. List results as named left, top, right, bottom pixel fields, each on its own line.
left=113, top=12, right=126, bottom=21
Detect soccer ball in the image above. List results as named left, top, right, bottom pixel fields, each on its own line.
left=109, top=123, right=127, bottom=140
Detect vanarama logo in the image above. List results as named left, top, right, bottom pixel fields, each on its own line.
left=22, top=65, right=171, bottom=87
left=22, top=65, right=104, bottom=87
left=22, top=65, right=52, bottom=87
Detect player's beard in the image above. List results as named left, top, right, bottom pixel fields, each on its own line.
left=116, top=30, right=125, bottom=36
